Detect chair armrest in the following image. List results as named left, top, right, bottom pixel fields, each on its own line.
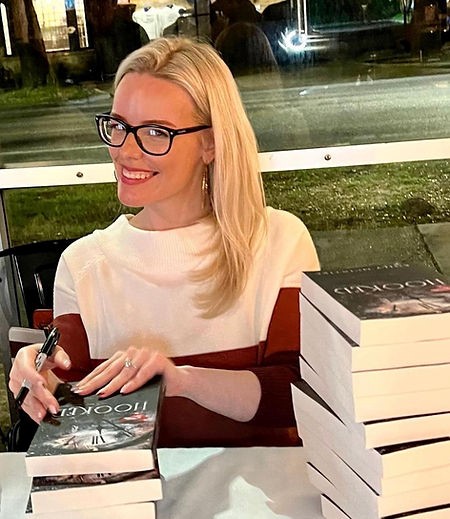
left=9, top=327, right=46, bottom=358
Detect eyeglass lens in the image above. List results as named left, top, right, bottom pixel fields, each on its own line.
left=100, top=117, right=171, bottom=155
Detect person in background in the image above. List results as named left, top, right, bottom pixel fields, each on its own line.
left=210, top=0, right=262, bottom=41
left=9, top=37, right=319, bottom=448
left=215, top=22, right=279, bottom=76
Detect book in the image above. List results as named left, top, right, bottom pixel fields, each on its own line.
left=301, top=263, right=450, bottom=347
left=26, top=377, right=164, bottom=477
left=300, top=355, right=450, bottom=422
left=292, top=380, right=450, bottom=492
left=320, top=495, right=351, bottom=519
left=25, top=500, right=156, bottom=518
left=29, top=469, right=162, bottom=514
left=302, top=427, right=450, bottom=497
left=320, top=494, right=450, bottom=519
left=292, top=378, right=450, bottom=449
left=302, top=335, right=450, bottom=398
left=300, top=295, right=450, bottom=371
left=306, top=453, right=450, bottom=519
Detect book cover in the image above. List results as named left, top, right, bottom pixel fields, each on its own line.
left=30, top=469, right=162, bottom=514
left=292, top=378, right=450, bottom=448
left=301, top=263, right=450, bottom=346
left=25, top=500, right=156, bottom=519
left=300, top=295, right=450, bottom=371
left=26, top=376, right=164, bottom=477
left=292, top=380, right=450, bottom=494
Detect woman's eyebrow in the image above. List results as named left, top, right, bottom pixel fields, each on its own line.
left=109, top=112, right=174, bottom=126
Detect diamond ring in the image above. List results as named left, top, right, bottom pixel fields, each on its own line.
left=124, top=358, right=137, bottom=369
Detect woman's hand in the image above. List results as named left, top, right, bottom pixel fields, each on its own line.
left=74, top=346, right=184, bottom=398
left=74, top=346, right=261, bottom=422
left=8, top=344, right=72, bottom=423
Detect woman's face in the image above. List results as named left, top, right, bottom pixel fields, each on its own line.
left=110, top=72, right=214, bottom=226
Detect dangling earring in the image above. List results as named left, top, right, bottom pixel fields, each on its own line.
left=202, top=167, right=210, bottom=210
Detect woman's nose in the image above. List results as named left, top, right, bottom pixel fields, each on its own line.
left=119, top=132, right=143, bottom=157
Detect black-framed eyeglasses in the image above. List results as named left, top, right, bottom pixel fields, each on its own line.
left=95, top=113, right=211, bottom=156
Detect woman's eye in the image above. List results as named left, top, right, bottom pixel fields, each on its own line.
left=110, top=121, right=126, bottom=131
left=146, top=127, right=166, bottom=138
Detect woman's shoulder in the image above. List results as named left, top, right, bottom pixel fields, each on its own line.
left=263, top=207, right=320, bottom=271
left=62, top=215, right=129, bottom=258
left=265, top=207, right=309, bottom=235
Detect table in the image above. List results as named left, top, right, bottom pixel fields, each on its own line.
left=0, top=447, right=323, bottom=518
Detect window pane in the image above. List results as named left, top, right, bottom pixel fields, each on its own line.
left=2, top=160, right=449, bottom=275
left=1, top=1, right=450, bottom=167
left=263, top=159, right=450, bottom=271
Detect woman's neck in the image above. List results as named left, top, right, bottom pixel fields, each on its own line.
left=129, top=204, right=211, bottom=231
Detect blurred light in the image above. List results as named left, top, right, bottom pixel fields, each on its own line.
left=0, top=3, right=11, bottom=56
left=278, top=28, right=332, bottom=54
left=278, top=29, right=308, bottom=53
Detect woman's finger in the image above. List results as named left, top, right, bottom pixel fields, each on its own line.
left=75, top=355, right=128, bottom=394
left=76, top=351, right=125, bottom=386
left=19, top=391, right=51, bottom=424
left=95, top=352, right=148, bottom=397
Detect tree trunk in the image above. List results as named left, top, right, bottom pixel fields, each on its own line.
left=84, top=0, right=118, bottom=80
left=10, top=0, right=49, bottom=87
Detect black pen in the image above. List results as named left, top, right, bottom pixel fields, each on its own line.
left=15, top=327, right=60, bottom=408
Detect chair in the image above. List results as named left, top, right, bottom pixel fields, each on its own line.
left=0, top=238, right=75, bottom=331
left=0, top=239, right=74, bottom=449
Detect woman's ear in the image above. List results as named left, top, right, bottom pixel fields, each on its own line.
left=201, top=128, right=215, bottom=165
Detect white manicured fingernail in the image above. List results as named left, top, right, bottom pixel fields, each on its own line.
left=48, top=405, right=58, bottom=415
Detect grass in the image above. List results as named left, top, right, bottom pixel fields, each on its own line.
left=0, top=83, right=101, bottom=108
left=264, top=160, right=450, bottom=231
left=4, top=183, right=122, bottom=244
left=2, top=159, right=450, bottom=246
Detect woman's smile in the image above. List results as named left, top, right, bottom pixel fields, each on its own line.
left=120, top=166, right=159, bottom=183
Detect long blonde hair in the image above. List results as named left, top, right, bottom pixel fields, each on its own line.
left=115, top=37, right=266, bottom=317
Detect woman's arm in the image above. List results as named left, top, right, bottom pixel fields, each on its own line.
left=248, top=287, right=301, bottom=426
left=73, top=287, right=300, bottom=424
left=74, top=346, right=262, bottom=422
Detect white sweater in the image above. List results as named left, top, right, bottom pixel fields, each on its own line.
left=53, top=207, right=319, bottom=446
left=54, top=207, right=319, bottom=361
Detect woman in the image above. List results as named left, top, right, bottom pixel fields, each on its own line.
left=9, top=37, right=319, bottom=447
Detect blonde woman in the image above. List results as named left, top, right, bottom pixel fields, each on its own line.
left=9, top=37, right=319, bottom=447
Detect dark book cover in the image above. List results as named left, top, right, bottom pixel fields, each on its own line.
left=303, top=263, right=450, bottom=321
left=25, top=376, right=164, bottom=475
left=31, top=468, right=159, bottom=493
left=28, top=469, right=162, bottom=514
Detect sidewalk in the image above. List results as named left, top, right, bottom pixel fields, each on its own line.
left=311, top=222, right=450, bottom=275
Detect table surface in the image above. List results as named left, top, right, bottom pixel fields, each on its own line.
left=0, top=447, right=323, bottom=519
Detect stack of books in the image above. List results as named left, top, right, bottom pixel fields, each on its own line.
left=292, top=263, right=450, bottom=518
left=24, top=377, right=164, bottom=519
